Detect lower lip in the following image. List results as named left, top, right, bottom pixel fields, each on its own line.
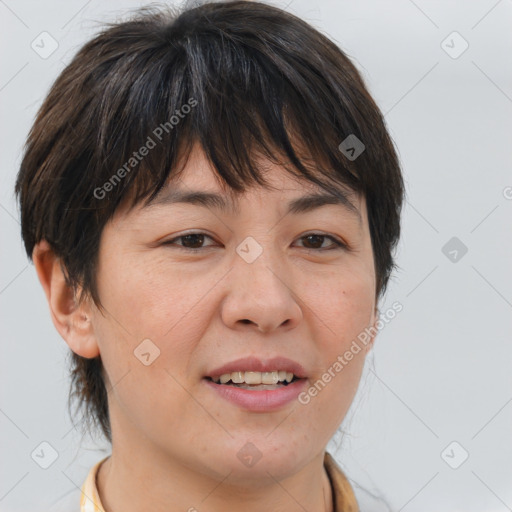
left=203, top=378, right=308, bottom=412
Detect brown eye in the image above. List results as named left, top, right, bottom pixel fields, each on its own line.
left=296, top=233, right=346, bottom=251
left=163, top=233, right=216, bottom=251
left=163, top=232, right=346, bottom=253
left=178, top=234, right=208, bottom=249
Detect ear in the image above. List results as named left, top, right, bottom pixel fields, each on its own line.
left=32, top=239, right=100, bottom=359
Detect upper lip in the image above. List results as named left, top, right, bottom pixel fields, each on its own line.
left=206, top=356, right=307, bottom=379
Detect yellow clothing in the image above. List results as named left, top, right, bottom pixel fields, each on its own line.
left=79, top=452, right=359, bottom=511
left=79, top=456, right=108, bottom=512
left=324, top=451, right=360, bottom=511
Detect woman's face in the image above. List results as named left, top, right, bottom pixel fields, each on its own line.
left=88, top=142, right=378, bottom=483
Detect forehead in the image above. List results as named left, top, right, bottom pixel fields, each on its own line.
left=141, top=144, right=365, bottom=223
left=112, top=141, right=367, bottom=231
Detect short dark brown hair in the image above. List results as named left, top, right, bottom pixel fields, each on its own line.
left=15, top=0, right=405, bottom=443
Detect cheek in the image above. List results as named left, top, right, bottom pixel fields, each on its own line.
left=96, top=251, right=215, bottom=346
left=299, top=266, right=374, bottom=420
left=92, top=255, right=213, bottom=407
left=304, top=262, right=375, bottom=345
left=90, top=271, right=206, bottom=441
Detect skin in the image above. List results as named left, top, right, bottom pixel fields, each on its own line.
left=34, top=142, right=379, bottom=512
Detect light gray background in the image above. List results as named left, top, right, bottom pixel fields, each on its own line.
left=1, top=0, right=511, bottom=511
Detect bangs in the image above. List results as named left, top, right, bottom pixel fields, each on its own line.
left=88, top=6, right=364, bottom=218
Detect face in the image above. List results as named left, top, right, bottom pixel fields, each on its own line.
left=87, top=142, right=378, bottom=483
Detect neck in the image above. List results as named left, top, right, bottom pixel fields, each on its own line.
left=97, top=446, right=333, bottom=512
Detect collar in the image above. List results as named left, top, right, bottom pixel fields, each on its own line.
left=324, top=451, right=360, bottom=511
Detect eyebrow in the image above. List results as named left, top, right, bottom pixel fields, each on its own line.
left=145, top=188, right=362, bottom=222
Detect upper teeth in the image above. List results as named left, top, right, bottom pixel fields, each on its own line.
left=212, top=371, right=295, bottom=384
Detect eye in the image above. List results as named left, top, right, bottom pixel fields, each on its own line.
left=162, top=232, right=347, bottom=252
left=295, top=233, right=347, bottom=251
left=163, top=232, right=216, bottom=251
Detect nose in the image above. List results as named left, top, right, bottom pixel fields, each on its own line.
left=220, top=250, right=303, bottom=334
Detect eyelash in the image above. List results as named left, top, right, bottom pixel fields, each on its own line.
left=162, top=232, right=348, bottom=253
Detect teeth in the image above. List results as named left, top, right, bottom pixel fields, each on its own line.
left=245, top=371, right=261, bottom=385
left=219, top=374, right=231, bottom=384
left=262, top=371, right=279, bottom=385
left=211, top=370, right=296, bottom=385
left=231, top=371, right=244, bottom=383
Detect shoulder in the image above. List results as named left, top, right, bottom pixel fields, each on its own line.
left=324, top=451, right=394, bottom=512
left=46, top=454, right=110, bottom=512
left=324, top=451, right=360, bottom=512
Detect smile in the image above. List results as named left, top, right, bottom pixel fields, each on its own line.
left=210, top=370, right=297, bottom=386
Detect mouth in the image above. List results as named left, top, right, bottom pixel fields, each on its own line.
left=204, top=371, right=303, bottom=391
left=203, top=371, right=308, bottom=412
left=203, top=356, right=309, bottom=411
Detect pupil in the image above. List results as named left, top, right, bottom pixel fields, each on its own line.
left=182, top=234, right=204, bottom=248
left=305, top=235, right=322, bottom=248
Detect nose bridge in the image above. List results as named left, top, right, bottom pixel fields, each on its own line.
left=235, top=233, right=289, bottom=298
left=221, top=233, right=303, bottom=332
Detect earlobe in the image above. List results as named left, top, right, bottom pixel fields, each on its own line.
left=32, top=240, right=100, bottom=359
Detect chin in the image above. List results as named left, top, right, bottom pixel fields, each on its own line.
left=200, top=436, right=313, bottom=483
